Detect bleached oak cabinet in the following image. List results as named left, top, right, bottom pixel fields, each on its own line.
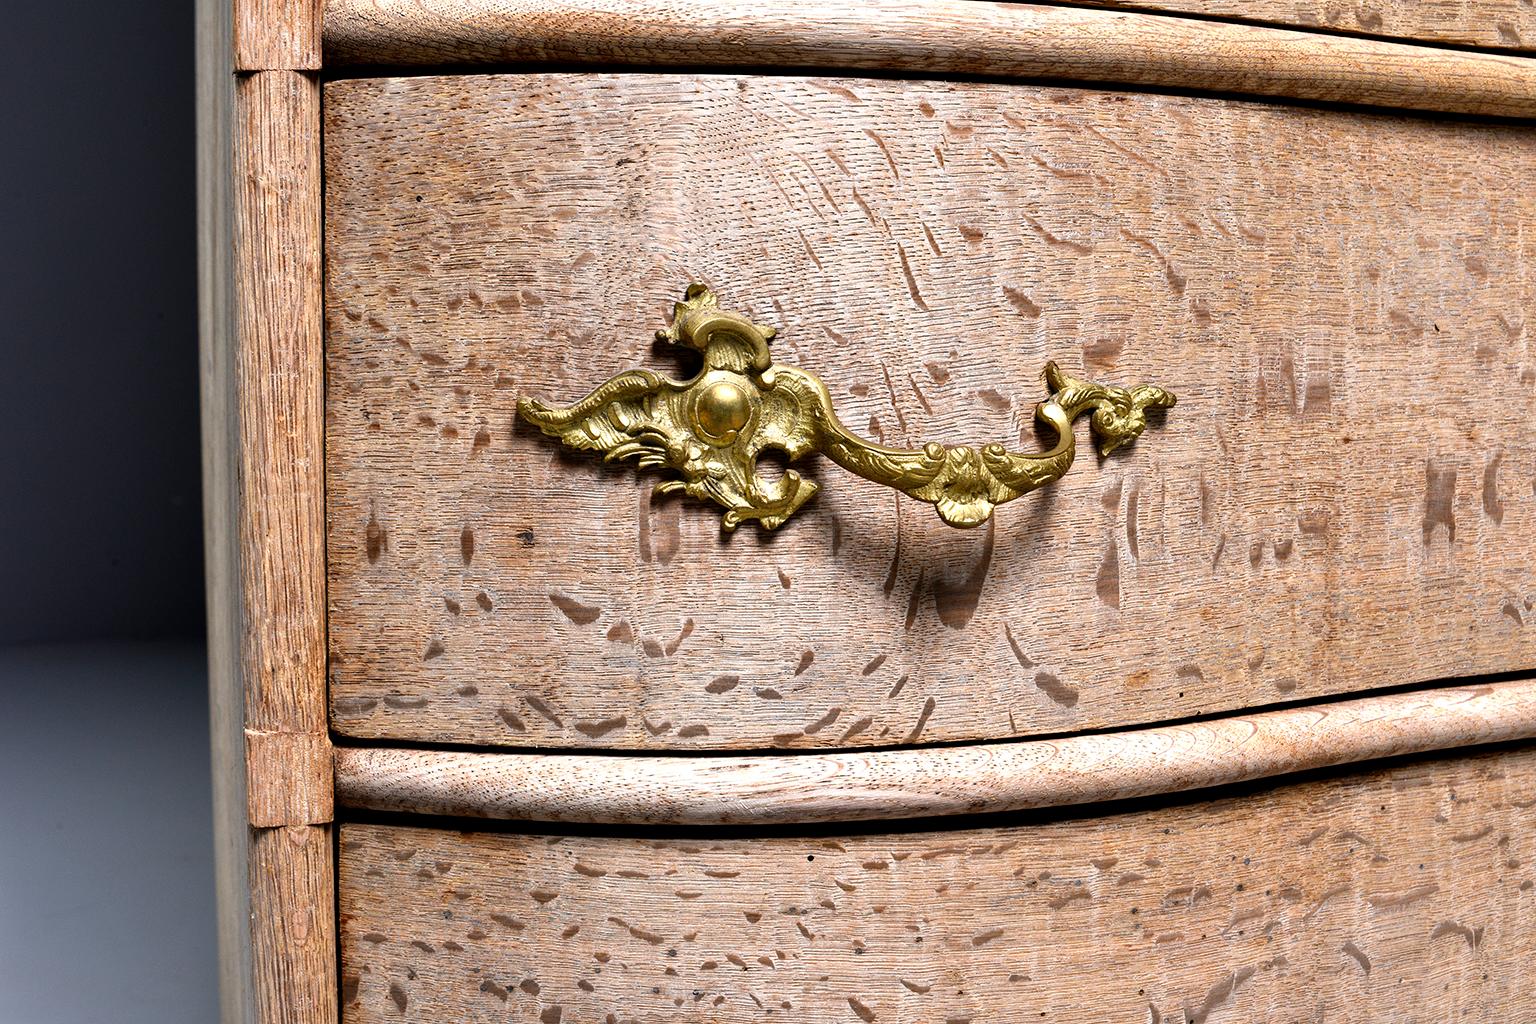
left=199, top=1, right=1536, bottom=1021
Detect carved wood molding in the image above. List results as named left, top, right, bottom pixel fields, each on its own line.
left=335, top=677, right=1536, bottom=826
left=323, top=0, right=1536, bottom=118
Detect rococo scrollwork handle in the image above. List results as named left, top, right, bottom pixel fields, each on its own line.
left=518, top=284, right=1176, bottom=530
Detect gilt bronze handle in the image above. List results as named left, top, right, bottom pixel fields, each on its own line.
left=518, top=285, right=1176, bottom=530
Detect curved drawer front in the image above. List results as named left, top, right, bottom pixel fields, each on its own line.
left=338, top=745, right=1536, bottom=1022
left=325, top=72, right=1536, bottom=749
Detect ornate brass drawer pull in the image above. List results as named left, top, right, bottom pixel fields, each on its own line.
left=518, top=285, right=1176, bottom=530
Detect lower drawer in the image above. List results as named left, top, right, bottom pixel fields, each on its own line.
left=339, top=745, right=1536, bottom=1023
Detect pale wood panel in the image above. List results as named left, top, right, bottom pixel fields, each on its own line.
left=339, top=744, right=1536, bottom=1023
left=335, top=677, right=1536, bottom=825
left=325, top=73, right=1536, bottom=751
left=322, top=0, right=1536, bottom=118
left=198, top=43, right=335, bottom=1023
left=1081, top=0, right=1536, bottom=51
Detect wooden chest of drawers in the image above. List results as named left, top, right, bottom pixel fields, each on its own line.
left=199, top=1, right=1536, bottom=1021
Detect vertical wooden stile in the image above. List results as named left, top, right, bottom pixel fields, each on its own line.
left=199, top=0, right=333, bottom=1020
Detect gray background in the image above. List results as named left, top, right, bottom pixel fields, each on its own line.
left=2, top=2, right=203, bottom=648
left=1, top=2, right=218, bottom=1020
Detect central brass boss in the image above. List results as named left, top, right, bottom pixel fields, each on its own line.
left=694, top=379, right=752, bottom=442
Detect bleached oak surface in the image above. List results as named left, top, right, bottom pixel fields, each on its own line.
left=325, top=73, right=1536, bottom=751
left=1083, top=0, right=1536, bottom=51
left=322, top=0, right=1536, bottom=118
left=200, top=0, right=335, bottom=1012
left=229, top=71, right=337, bottom=1024
left=237, top=0, right=322, bottom=69
left=339, top=743, right=1536, bottom=1022
left=335, top=677, right=1536, bottom=825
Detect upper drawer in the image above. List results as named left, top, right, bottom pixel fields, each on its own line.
left=325, top=73, right=1536, bottom=750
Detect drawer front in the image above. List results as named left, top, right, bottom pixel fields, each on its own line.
left=339, top=744, right=1536, bottom=1022
left=325, top=73, right=1536, bottom=750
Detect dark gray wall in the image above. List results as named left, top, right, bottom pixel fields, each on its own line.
left=1, top=3, right=203, bottom=646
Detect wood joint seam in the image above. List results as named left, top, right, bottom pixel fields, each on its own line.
left=245, top=728, right=334, bottom=827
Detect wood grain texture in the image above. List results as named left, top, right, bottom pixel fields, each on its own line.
left=325, top=73, right=1536, bottom=752
left=321, top=0, right=1536, bottom=119
left=1079, top=0, right=1536, bottom=52
left=250, top=825, right=335, bottom=1020
left=335, top=677, right=1536, bottom=825
left=234, top=68, right=336, bottom=1024
left=339, top=744, right=1536, bottom=1023
left=237, top=71, right=327, bottom=743
left=236, top=0, right=322, bottom=70
left=199, top=49, right=334, bottom=1023
left=246, top=729, right=334, bottom=827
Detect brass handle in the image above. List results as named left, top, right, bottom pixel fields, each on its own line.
left=518, top=285, right=1176, bottom=530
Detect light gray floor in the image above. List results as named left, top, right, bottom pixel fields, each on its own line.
left=0, top=642, right=220, bottom=1024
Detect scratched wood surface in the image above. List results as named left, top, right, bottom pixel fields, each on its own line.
left=325, top=73, right=1536, bottom=751
left=1082, top=0, right=1536, bottom=50
left=321, top=0, right=1536, bottom=119
left=232, top=69, right=337, bottom=1024
left=339, top=744, right=1536, bottom=1023
left=200, top=0, right=336, bottom=1012
left=237, top=0, right=322, bottom=70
